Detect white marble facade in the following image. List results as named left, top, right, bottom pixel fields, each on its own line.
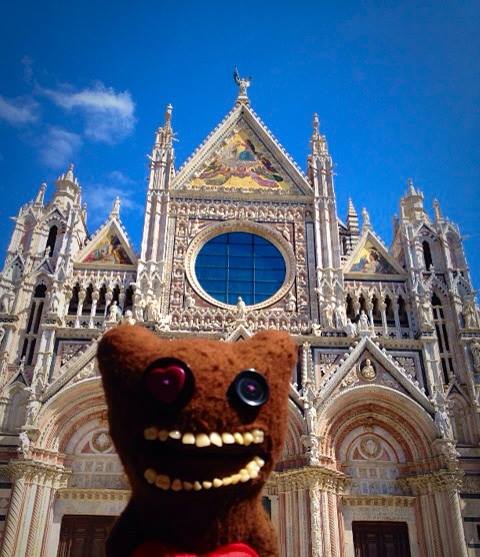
left=0, top=84, right=479, bottom=556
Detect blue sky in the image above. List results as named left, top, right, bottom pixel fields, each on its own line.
left=0, top=1, right=479, bottom=285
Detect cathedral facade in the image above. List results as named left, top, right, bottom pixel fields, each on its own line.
left=0, top=83, right=479, bottom=557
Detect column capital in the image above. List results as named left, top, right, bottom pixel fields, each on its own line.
left=266, top=465, right=349, bottom=494
left=8, top=459, right=70, bottom=488
left=399, top=469, right=464, bottom=495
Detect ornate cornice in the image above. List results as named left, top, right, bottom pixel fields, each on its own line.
left=399, top=469, right=465, bottom=495
left=266, top=466, right=349, bottom=494
left=57, top=488, right=130, bottom=502
left=342, top=495, right=415, bottom=508
left=7, top=459, right=70, bottom=488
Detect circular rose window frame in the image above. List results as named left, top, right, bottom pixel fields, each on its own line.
left=185, top=220, right=296, bottom=311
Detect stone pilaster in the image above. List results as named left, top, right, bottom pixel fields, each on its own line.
left=0, top=461, right=69, bottom=557
left=267, top=466, right=348, bottom=557
left=402, top=470, right=467, bottom=557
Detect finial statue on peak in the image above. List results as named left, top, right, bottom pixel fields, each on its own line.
left=233, top=66, right=252, bottom=103
left=110, top=196, right=121, bottom=218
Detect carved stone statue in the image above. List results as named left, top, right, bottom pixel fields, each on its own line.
left=107, top=301, right=121, bottom=323
left=25, top=398, right=41, bottom=426
left=48, top=283, right=61, bottom=314
left=133, top=287, right=144, bottom=321
left=122, top=310, right=136, bottom=326
left=358, top=310, right=370, bottom=333
left=236, top=296, right=246, bottom=320
left=301, top=433, right=320, bottom=465
left=418, top=295, right=434, bottom=331
left=463, top=297, right=479, bottom=329
left=0, top=326, right=5, bottom=346
left=321, top=303, right=334, bottom=329
left=360, top=358, right=376, bottom=381
left=233, top=66, right=252, bottom=99
left=335, top=305, right=347, bottom=328
left=1, top=290, right=15, bottom=313
left=145, top=297, right=159, bottom=322
left=344, top=318, right=357, bottom=337
left=18, top=431, right=31, bottom=458
left=185, top=292, right=196, bottom=309
left=470, top=341, right=480, bottom=373
left=434, top=406, right=453, bottom=440
left=285, top=291, right=296, bottom=313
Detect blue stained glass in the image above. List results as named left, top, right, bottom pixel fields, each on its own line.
left=195, top=232, right=286, bottom=304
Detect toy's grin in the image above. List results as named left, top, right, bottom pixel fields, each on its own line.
left=141, top=426, right=267, bottom=492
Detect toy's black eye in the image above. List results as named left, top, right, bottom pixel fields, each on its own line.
left=229, top=369, right=269, bottom=408
left=144, top=357, right=194, bottom=408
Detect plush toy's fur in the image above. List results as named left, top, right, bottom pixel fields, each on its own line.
left=97, top=325, right=297, bottom=557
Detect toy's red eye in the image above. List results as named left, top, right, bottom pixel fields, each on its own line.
left=144, top=358, right=193, bottom=406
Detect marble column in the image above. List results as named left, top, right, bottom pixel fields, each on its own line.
left=0, top=465, right=27, bottom=557
left=445, top=483, right=468, bottom=556
left=0, top=461, right=69, bottom=557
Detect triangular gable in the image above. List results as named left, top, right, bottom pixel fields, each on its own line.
left=344, top=230, right=405, bottom=277
left=75, top=219, right=137, bottom=269
left=318, top=337, right=433, bottom=413
left=43, top=342, right=99, bottom=401
left=174, top=103, right=312, bottom=196
left=224, top=324, right=253, bottom=342
left=35, top=257, right=55, bottom=275
left=44, top=206, right=67, bottom=224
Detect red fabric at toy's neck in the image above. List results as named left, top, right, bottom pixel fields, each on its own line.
left=133, top=541, right=259, bottom=557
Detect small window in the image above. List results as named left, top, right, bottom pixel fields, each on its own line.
left=422, top=241, right=433, bottom=270
left=46, top=225, right=58, bottom=257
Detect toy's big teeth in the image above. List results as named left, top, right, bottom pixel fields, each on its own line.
left=143, top=456, right=266, bottom=491
left=143, top=428, right=265, bottom=446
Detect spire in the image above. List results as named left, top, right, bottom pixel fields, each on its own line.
left=57, top=163, right=78, bottom=185
left=346, top=198, right=359, bottom=235
left=310, top=112, right=328, bottom=156
left=110, top=197, right=121, bottom=219
left=400, top=178, right=426, bottom=223
left=164, top=103, right=173, bottom=131
left=154, top=104, right=174, bottom=149
left=54, top=163, right=81, bottom=205
left=362, top=207, right=372, bottom=233
left=407, top=177, right=416, bottom=196
left=433, top=198, right=443, bottom=222
left=34, top=182, right=47, bottom=206
left=233, top=66, right=251, bottom=105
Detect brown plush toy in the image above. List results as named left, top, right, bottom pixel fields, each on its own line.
left=97, top=325, right=297, bottom=557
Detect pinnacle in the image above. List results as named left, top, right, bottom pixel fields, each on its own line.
left=347, top=197, right=357, bottom=215
left=110, top=196, right=121, bottom=218
left=362, top=207, right=372, bottom=232
left=407, top=178, right=417, bottom=196
left=165, top=103, right=173, bottom=127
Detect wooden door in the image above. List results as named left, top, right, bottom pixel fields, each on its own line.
left=353, top=521, right=411, bottom=557
left=57, top=515, right=116, bottom=557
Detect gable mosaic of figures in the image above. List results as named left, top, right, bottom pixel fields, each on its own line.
left=0, top=73, right=478, bottom=557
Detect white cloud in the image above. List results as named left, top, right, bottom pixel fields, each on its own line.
left=0, top=95, right=38, bottom=125
left=107, top=170, right=135, bottom=186
left=39, top=82, right=136, bottom=144
left=82, top=172, right=142, bottom=227
left=38, top=126, right=82, bottom=169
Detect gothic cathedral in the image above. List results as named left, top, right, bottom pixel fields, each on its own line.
left=0, top=83, right=479, bottom=557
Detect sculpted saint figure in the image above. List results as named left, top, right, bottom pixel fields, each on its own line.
left=360, top=358, right=376, bottom=381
